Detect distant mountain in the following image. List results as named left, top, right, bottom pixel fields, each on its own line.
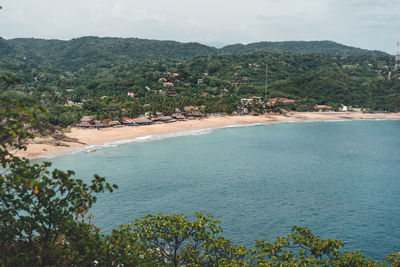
left=219, top=41, right=389, bottom=57
left=8, top=37, right=218, bottom=71
left=1, top=37, right=389, bottom=72
left=0, top=37, right=33, bottom=59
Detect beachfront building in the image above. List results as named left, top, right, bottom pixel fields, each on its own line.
left=121, top=117, right=136, bottom=126
left=152, top=116, right=176, bottom=123
left=241, top=96, right=262, bottom=105
left=172, top=113, right=186, bottom=121
left=236, top=107, right=249, bottom=115
left=76, top=116, right=97, bottom=128
left=92, top=120, right=108, bottom=128
left=76, top=119, right=108, bottom=128
left=314, top=105, right=334, bottom=112
left=339, top=104, right=348, bottom=112
left=186, top=112, right=205, bottom=119
left=75, top=121, right=91, bottom=128
left=134, top=116, right=152, bottom=125
left=103, top=119, right=121, bottom=127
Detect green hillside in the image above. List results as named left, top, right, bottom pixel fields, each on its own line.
left=219, top=40, right=389, bottom=56
left=1, top=36, right=399, bottom=127
left=2, top=38, right=389, bottom=72
left=8, top=37, right=218, bottom=71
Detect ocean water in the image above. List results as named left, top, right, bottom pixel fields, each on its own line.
left=36, top=120, right=400, bottom=260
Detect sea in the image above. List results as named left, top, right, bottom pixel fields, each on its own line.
left=35, top=120, right=400, bottom=260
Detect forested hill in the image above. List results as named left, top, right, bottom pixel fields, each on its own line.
left=6, top=37, right=219, bottom=71
left=1, top=36, right=399, bottom=127
left=219, top=41, right=389, bottom=57
left=1, top=37, right=389, bottom=71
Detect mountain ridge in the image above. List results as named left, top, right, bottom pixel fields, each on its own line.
left=2, top=37, right=389, bottom=70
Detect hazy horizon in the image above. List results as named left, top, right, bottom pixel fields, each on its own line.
left=1, top=0, right=398, bottom=54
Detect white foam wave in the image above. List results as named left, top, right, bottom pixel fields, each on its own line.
left=220, top=123, right=265, bottom=129
left=37, top=128, right=214, bottom=159
left=86, top=129, right=213, bottom=151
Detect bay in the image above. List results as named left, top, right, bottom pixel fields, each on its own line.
left=37, top=120, right=400, bottom=260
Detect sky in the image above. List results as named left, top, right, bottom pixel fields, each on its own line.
left=1, top=0, right=399, bottom=54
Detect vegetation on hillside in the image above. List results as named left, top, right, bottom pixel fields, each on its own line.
left=219, top=40, right=389, bottom=57
left=1, top=37, right=399, bottom=127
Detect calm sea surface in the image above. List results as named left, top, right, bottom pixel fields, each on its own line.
left=37, top=120, right=400, bottom=259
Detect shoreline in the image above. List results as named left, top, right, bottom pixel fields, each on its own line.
left=14, top=112, right=400, bottom=159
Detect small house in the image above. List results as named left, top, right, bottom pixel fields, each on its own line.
left=314, top=105, right=334, bottom=112
left=127, top=92, right=139, bottom=98
left=121, top=117, right=136, bottom=126
left=163, top=82, right=174, bottom=87
left=339, top=104, right=348, bottom=112
left=152, top=116, right=176, bottom=123
left=172, top=113, right=186, bottom=121
left=236, top=107, right=249, bottom=115
left=134, top=116, right=152, bottom=125
left=187, top=112, right=205, bottom=119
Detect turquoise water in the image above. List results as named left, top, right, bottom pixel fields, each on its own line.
left=39, top=121, right=400, bottom=259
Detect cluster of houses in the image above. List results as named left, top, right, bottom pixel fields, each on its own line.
left=75, top=111, right=205, bottom=129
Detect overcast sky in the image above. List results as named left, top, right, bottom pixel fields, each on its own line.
left=1, top=0, right=399, bottom=54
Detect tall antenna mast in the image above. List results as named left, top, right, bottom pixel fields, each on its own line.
left=265, top=63, right=268, bottom=99
left=395, top=42, right=400, bottom=71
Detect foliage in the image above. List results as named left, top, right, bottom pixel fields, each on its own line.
left=0, top=159, right=117, bottom=266
left=220, top=40, right=389, bottom=57
left=109, top=215, right=400, bottom=266
left=0, top=74, right=118, bottom=266
left=132, top=213, right=250, bottom=266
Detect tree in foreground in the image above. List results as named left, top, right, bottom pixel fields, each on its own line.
left=0, top=74, right=118, bottom=266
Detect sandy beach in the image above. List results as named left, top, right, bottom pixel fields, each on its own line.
left=14, top=112, right=400, bottom=159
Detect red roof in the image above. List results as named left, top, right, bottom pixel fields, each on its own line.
left=121, top=117, right=135, bottom=123
left=314, top=105, right=333, bottom=109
